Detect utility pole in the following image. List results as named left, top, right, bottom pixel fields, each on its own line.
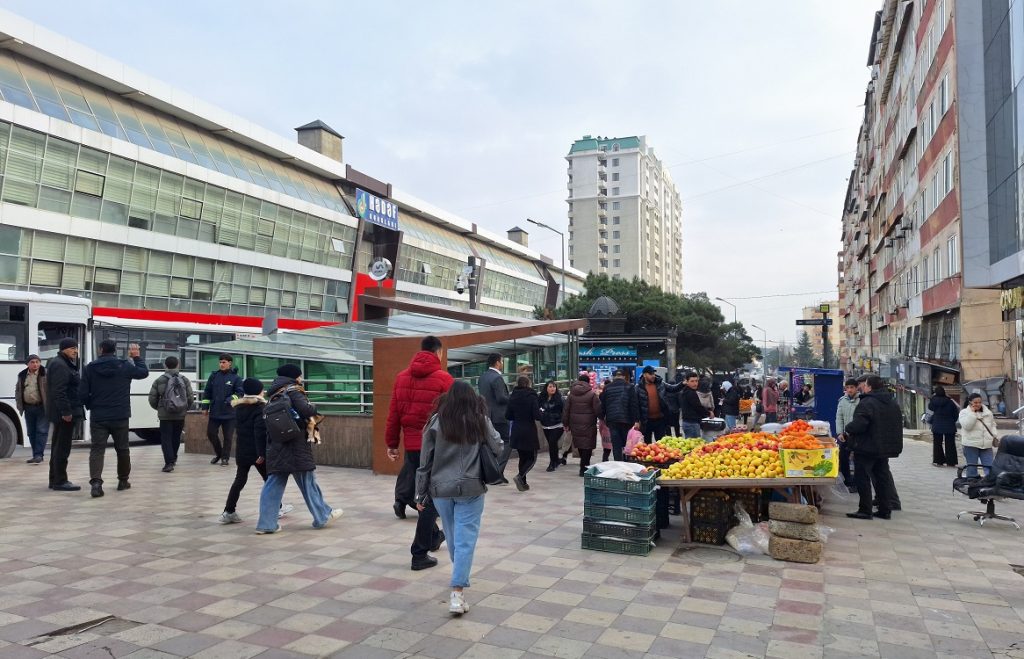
left=819, top=303, right=831, bottom=369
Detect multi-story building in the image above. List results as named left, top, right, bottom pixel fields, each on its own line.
left=838, top=0, right=1010, bottom=423
left=566, top=135, right=683, bottom=294
left=799, top=301, right=842, bottom=366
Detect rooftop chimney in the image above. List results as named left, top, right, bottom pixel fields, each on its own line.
left=295, top=120, right=344, bottom=164
left=507, top=226, right=529, bottom=247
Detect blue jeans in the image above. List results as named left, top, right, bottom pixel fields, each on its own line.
left=681, top=421, right=701, bottom=439
left=23, top=405, right=49, bottom=458
left=433, top=495, right=485, bottom=589
left=724, top=415, right=738, bottom=430
left=962, top=446, right=994, bottom=478
left=257, top=471, right=333, bottom=531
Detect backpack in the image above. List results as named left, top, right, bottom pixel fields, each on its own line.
left=263, top=386, right=302, bottom=442
left=161, top=374, right=189, bottom=415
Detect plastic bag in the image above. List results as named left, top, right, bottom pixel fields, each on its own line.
left=592, top=461, right=648, bottom=481
left=816, top=524, right=834, bottom=543
left=726, top=503, right=769, bottom=555
left=625, top=428, right=644, bottom=455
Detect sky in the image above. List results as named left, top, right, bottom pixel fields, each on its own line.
left=2, top=0, right=879, bottom=348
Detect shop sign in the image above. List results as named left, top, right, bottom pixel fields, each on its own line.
left=356, top=188, right=399, bottom=230
left=579, top=345, right=636, bottom=358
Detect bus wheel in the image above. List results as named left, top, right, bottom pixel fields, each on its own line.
left=134, top=429, right=161, bottom=444
left=0, top=414, right=17, bottom=459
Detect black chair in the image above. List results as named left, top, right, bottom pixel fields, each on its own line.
left=953, top=434, right=1024, bottom=529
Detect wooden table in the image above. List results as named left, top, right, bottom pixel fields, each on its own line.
left=657, top=477, right=835, bottom=544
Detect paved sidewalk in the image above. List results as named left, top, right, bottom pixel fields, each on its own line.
left=0, top=440, right=1022, bottom=658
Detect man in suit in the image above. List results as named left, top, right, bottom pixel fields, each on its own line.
left=478, top=353, right=511, bottom=483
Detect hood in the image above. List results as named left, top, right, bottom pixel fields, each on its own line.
left=269, top=375, right=299, bottom=395
left=232, top=395, right=266, bottom=407
left=570, top=381, right=592, bottom=396
left=409, top=351, right=443, bottom=378
left=19, top=365, right=45, bottom=377
left=90, top=354, right=127, bottom=377
left=510, top=387, right=537, bottom=400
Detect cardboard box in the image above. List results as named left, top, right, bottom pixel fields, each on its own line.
left=780, top=444, right=839, bottom=478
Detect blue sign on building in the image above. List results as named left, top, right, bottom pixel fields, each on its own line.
left=356, top=188, right=399, bottom=231
left=579, top=346, right=636, bottom=358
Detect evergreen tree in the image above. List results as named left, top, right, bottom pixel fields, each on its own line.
left=793, top=331, right=822, bottom=368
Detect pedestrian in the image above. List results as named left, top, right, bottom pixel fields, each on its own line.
left=219, top=377, right=293, bottom=524
left=834, top=378, right=859, bottom=492
left=842, top=375, right=904, bottom=520
left=478, top=353, right=511, bottom=482
left=599, top=369, right=640, bottom=461
left=678, top=372, right=705, bottom=439
left=762, top=378, right=779, bottom=424
left=958, top=393, right=998, bottom=477
left=202, top=353, right=243, bottom=466
left=384, top=336, right=451, bottom=570
left=596, top=379, right=612, bottom=461
left=80, top=339, right=149, bottom=497
left=739, top=387, right=753, bottom=427
left=562, top=374, right=602, bottom=476
left=538, top=380, right=565, bottom=472
left=664, top=372, right=682, bottom=436
left=147, top=355, right=195, bottom=472
left=636, top=366, right=683, bottom=443
left=15, top=354, right=48, bottom=464
left=721, top=380, right=740, bottom=430
left=505, top=375, right=541, bottom=491
left=46, top=338, right=83, bottom=491
left=255, top=364, right=342, bottom=534
left=415, top=380, right=503, bottom=616
left=928, top=385, right=960, bottom=467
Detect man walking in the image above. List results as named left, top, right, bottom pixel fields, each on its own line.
left=843, top=375, right=903, bottom=520
left=385, top=336, right=452, bottom=571
left=16, top=354, right=48, bottom=464
left=148, top=355, right=195, bottom=472
left=479, top=353, right=511, bottom=481
left=678, top=372, right=705, bottom=439
left=635, top=366, right=682, bottom=443
left=80, top=340, right=148, bottom=497
left=762, top=378, right=779, bottom=424
left=599, top=369, right=639, bottom=461
left=46, top=338, right=83, bottom=491
left=834, top=378, right=859, bottom=492
left=202, top=354, right=243, bottom=466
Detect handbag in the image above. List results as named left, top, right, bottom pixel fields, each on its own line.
left=980, top=417, right=1000, bottom=448
left=479, top=431, right=504, bottom=485
left=921, top=410, right=934, bottom=425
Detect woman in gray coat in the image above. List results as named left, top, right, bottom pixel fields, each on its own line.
left=416, top=381, right=503, bottom=617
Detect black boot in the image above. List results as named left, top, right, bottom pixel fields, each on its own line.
left=91, top=481, right=104, bottom=498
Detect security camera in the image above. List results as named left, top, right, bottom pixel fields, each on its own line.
left=455, top=273, right=468, bottom=295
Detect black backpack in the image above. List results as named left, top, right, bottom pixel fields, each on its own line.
left=263, top=386, right=302, bottom=442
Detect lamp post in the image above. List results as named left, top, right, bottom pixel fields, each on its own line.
left=526, top=218, right=566, bottom=309
left=715, top=297, right=737, bottom=324
left=751, top=324, right=768, bottom=378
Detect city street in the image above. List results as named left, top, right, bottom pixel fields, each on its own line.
left=1, top=440, right=1022, bottom=658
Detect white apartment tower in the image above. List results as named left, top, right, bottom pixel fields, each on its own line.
left=566, top=135, right=683, bottom=294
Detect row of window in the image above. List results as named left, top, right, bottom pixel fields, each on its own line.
left=480, top=269, right=547, bottom=309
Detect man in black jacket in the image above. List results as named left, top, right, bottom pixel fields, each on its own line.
left=678, top=372, right=706, bottom=439
left=80, top=339, right=149, bottom=497
left=202, top=354, right=244, bottom=466
left=635, top=366, right=683, bottom=443
left=843, top=375, right=903, bottom=519
left=600, top=370, right=639, bottom=461
left=46, top=338, right=84, bottom=491
left=478, top=353, right=511, bottom=480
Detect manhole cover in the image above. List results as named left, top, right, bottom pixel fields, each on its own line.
left=672, top=545, right=742, bottom=563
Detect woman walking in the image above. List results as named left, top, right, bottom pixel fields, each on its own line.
left=505, top=376, right=542, bottom=491
left=416, top=381, right=503, bottom=616
left=928, top=386, right=960, bottom=467
left=538, top=381, right=564, bottom=472
left=562, top=374, right=603, bottom=476
left=958, top=393, right=998, bottom=477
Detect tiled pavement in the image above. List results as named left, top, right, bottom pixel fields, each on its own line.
left=1, top=438, right=1023, bottom=658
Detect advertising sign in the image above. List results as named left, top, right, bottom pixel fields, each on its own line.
left=579, top=345, right=637, bottom=358
left=356, top=188, right=399, bottom=230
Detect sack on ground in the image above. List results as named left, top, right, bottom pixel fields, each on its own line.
left=161, top=374, right=189, bottom=415
left=263, top=387, right=302, bottom=442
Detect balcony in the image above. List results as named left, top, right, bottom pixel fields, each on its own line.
left=597, top=206, right=607, bottom=218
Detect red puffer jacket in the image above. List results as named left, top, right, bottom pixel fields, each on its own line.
left=385, top=351, right=454, bottom=452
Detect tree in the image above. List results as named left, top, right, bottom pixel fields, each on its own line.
left=538, top=274, right=761, bottom=372
left=792, top=331, right=822, bottom=368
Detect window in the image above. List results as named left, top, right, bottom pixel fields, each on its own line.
left=612, top=230, right=620, bottom=239
left=612, top=187, right=619, bottom=196
left=942, top=152, right=953, bottom=194
left=73, top=169, right=104, bottom=197
left=612, top=173, right=619, bottom=181
left=947, top=235, right=960, bottom=275
left=939, top=74, right=949, bottom=114
left=612, top=216, right=620, bottom=225
left=613, top=245, right=620, bottom=254
left=0, top=302, right=28, bottom=362
left=931, top=172, right=940, bottom=209
left=180, top=197, right=203, bottom=220
left=933, top=247, right=942, bottom=282
left=613, top=259, right=620, bottom=267
left=612, top=158, right=619, bottom=166
left=922, top=256, right=929, bottom=288
left=612, top=201, right=620, bottom=210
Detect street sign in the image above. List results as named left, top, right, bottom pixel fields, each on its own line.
left=796, top=318, right=833, bottom=326
left=818, top=303, right=831, bottom=314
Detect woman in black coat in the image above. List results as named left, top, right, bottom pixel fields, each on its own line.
left=505, top=375, right=542, bottom=491
left=538, top=381, right=565, bottom=472
left=928, top=385, right=960, bottom=467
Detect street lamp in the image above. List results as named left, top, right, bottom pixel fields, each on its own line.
left=526, top=218, right=566, bottom=309
left=751, top=324, right=768, bottom=378
left=715, top=297, right=737, bottom=324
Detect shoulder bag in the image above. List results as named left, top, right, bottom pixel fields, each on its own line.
left=980, top=416, right=1000, bottom=448
left=479, top=427, right=505, bottom=485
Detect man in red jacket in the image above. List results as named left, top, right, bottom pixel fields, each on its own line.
left=385, top=335, right=454, bottom=571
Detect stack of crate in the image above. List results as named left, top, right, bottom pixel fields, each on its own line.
left=581, top=466, right=658, bottom=556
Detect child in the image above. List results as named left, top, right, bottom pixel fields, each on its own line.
left=219, top=378, right=292, bottom=524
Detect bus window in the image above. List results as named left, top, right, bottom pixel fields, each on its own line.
left=38, top=322, right=85, bottom=361
left=0, top=303, right=28, bottom=362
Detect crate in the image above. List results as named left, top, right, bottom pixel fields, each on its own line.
left=689, top=490, right=733, bottom=525
left=583, top=503, right=658, bottom=526
left=583, top=518, right=657, bottom=541
left=731, top=488, right=768, bottom=523
left=690, top=520, right=731, bottom=545
left=584, top=488, right=657, bottom=509
left=584, top=466, right=660, bottom=494
left=581, top=532, right=653, bottom=556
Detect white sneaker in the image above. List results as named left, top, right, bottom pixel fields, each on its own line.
left=218, top=511, right=242, bottom=524
left=317, top=508, right=343, bottom=529
left=278, top=503, right=294, bottom=519
left=449, top=591, right=469, bottom=615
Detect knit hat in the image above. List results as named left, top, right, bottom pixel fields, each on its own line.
left=276, top=364, right=302, bottom=379
left=58, top=338, right=78, bottom=351
left=26, top=354, right=40, bottom=364
left=242, top=377, right=263, bottom=396
left=641, top=365, right=657, bottom=374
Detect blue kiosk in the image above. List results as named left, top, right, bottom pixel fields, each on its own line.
left=777, top=366, right=845, bottom=436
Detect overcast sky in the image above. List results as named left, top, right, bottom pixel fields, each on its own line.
left=5, top=0, right=879, bottom=348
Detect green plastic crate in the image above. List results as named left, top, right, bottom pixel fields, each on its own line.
left=584, top=466, right=660, bottom=494
left=584, top=487, right=657, bottom=509
left=583, top=518, right=657, bottom=541
left=583, top=503, right=657, bottom=525
left=581, top=532, right=653, bottom=556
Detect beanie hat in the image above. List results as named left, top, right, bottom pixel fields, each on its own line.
left=242, top=377, right=264, bottom=396
left=26, top=354, right=40, bottom=364
left=59, top=338, right=78, bottom=351
left=276, top=364, right=302, bottom=379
